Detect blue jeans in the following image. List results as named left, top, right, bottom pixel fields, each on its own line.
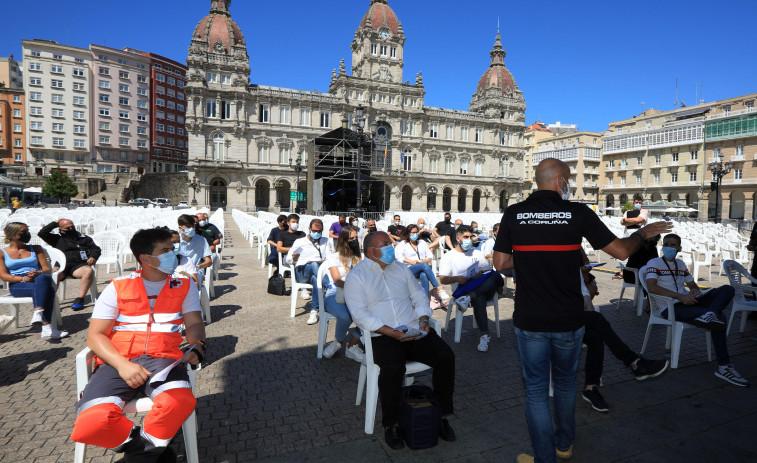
left=295, top=262, right=320, bottom=312
left=324, top=288, right=352, bottom=342
left=408, top=263, right=439, bottom=296
left=671, top=285, right=734, bottom=365
left=9, top=273, right=56, bottom=323
left=515, top=326, right=585, bottom=463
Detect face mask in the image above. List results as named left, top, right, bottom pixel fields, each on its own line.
left=368, top=226, right=377, bottom=233
left=198, top=220, right=208, bottom=227
left=418, top=223, right=425, bottom=229
left=310, top=231, right=322, bottom=240
left=181, top=227, right=195, bottom=238
left=348, top=239, right=360, bottom=254
left=560, top=178, right=571, bottom=201
left=377, top=244, right=395, bottom=264
left=173, top=243, right=181, bottom=254
left=63, top=228, right=77, bottom=236
left=289, top=222, right=299, bottom=231
left=662, top=246, right=678, bottom=260
left=634, top=203, right=642, bottom=210
left=455, top=225, right=460, bottom=230
left=461, top=239, right=473, bottom=251
left=280, top=222, right=288, bottom=229
left=351, top=220, right=358, bottom=227
left=19, top=232, right=31, bottom=243
left=444, top=218, right=451, bottom=224
left=148, top=251, right=178, bottom=275
left=410, top=233, right=419, bottom=241
left=473, top=228, right=479, bottom=233
left=395, top=221, right=401, bottom=226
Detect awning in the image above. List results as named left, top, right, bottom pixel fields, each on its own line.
left=0, top=175, right=23, bottom=188
left=24, top=187, right=43, bottom=193
left=672, top=107, right=709, bottom=119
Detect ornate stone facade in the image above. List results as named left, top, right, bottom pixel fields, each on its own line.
left=186, top=0, right=527, bottom=212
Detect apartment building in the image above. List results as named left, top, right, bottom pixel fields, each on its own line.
left=0, top=87, right=26, bottom=169
left=600, top=92, right=757, bottom=220
left=90, top=45, right=151, bottom=173
left=0, top=56, right=23, bottom=89
left=523, top=121, right=557, bottom=194
left=22, top=39, right=91, bottom=176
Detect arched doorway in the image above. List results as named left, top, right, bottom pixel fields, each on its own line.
left=277, top=179, right=291, bottom=210
left=384, top=184, right=391, bottom=211
left=427, top=186, right=437, bottom=210
left=730, top=191, right=745, bottom=219
left=605, top=194, right=615, bottom=216
left=209, top=178, right=227, bottom=209
left=651, top=192, right=662, bottom=202
left=255, top=179, right=270, bottom=210
left=442, top=187, right=453, bottom=212
left=619, top=193, right=628, bottom=206
left=458, top=188, right=467, bottom=212
left=499, top=190, right=508, bottom=212
left=401, top=185, right=413, bottom=211
left=472, top=189, right=481, bottom=212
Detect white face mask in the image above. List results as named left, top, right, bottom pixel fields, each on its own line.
left=634, top=203, right=642, bottom=210
left=395, top=220, right=401, bottom=226
left=289, top=222, right=299, bottom=231
left=417, top=223, right=426, bottom=229
left=560, top=178, right=571, bottom=201
left=351, top=220, right=358, bottom=227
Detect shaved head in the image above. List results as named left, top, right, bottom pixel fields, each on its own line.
left=363, top=230, right=385, bottom=250
left=535, top=158, right=570, bottom=191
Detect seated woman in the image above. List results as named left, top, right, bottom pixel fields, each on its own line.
left=321, top=226, right=365, bottom=362
left=395, top=224, right=450, bottom=304
left=0, top=222, right=67, bottom=340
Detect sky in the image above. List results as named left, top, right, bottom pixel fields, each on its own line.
left=2, top=0, right=756, bottom=133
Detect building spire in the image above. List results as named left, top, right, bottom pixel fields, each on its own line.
left=210, top=0, right=231, bottom=15
left=490, top=29, right=506, bottom=66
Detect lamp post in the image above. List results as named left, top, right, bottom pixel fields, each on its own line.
left=188, top=176, right=200, bottom=206
left=289, top=153, right=304, bottom=212
left=709, top=159, right=732, bottom=223
left=484, top=189, right=491, bottom=212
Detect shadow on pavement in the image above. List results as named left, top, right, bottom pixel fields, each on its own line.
left=0, top=346, right=74, bottom=387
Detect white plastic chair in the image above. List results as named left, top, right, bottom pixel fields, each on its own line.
left=692, top=250, right=713, bottom=283
left=315, top=262, right=337, bottom=359
left=73, top=347, right=199, bottom=463
left=279, top=253, right=313, bottom=318
left=88, top=219, right=109, bottom=235
left=722, top=260, right=757, bottom=336
left=638, top=265, right=712, bottom=369
left=443, top=280, right=500, bottom=343
left=617, top=262, right=644, bottom=316
left=92, top=231, right=125, bottom=276
left=356, top=318, right=441, bottom=435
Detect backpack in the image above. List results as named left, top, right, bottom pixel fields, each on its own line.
left=397, top=384, right=441, bottom=450
left=267, top=274, right=286, bottom=296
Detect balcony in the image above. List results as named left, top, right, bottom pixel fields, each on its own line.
left=706, top=112, right=757, bottom=141
left=687, top=158, right=699, bottom=165
left=605, top=166, right=614, bottom=172
left=706, top=107, right=754, bottom=120
left=732, top=154, right=745, bottom=162
left=669, top=161, right=680, bottom=166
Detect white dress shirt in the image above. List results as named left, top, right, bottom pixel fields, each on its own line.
left=344, top=259, right=433, bottom=333
left=480, top=237, right=496, bottom=258
left=394, top=240, right=433, bottom=266
left=287, top=236, right=331, bottom=266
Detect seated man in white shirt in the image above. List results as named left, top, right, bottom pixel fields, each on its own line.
left=439, top=225, right=503, bottom=352
left=177, top=214, right=212, bottom=280
left=481, top=224, right=515, bottom=284
left=169, top=230, right=200, bottom=289
left=288, top=218, right=332, bottom=325
left=344, top=231, right=456, bottom=450
left=645, top=233, right=748, bottom=387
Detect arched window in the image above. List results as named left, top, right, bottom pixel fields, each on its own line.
left=427, top=186, right=437, bottom=210
left=458, top=188, right=467, bottom=212
left=212, top=133, right=224, bottom=161
left=472, top=189, right=481, bottom=212
left=401, top=185, right=412, bottom=211
left=442, top=187, right=453, bottom=212
left=402, top=147, right=412, bottom=171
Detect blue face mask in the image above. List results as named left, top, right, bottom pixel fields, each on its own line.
left=662, top=246, right=678, bottom=260
left=461, top=239, right=473, bottom=251
left=410, top=233, right=419, bottom=241
left=378, top=244, right=395, bottom=264
left=173, top=243, right=181, bottom=255
left=310, top=231, right=322, bottom=240
left=148, top=251, right=178, bottom=275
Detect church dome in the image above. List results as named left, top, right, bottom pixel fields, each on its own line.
left=475, top=33, right=517, bottom=96
left=192, top=0, right=246, bottom=55
left=359, top=0, right=401, bottom=35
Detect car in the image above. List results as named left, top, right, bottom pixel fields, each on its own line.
left=176, top=201, right=190, bottom=209
left=153, top=198, right=170, bottom=207
left=128, top=199, right=149, bottom=207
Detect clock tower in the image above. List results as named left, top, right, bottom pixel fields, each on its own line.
left=351, top=0, right=405, bottom=84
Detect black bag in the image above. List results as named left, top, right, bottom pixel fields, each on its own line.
left=397, top=384, right=441, bottom=450
left=267, top=274, right=286, bottom=295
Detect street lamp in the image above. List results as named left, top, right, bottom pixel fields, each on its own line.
left=484, top=189, right=491, bottom=212
left=709, top=160, right=732, bottom=223
left=289, top=153, right=304, bottom=212
left=188, top=176, right=200, bottom=206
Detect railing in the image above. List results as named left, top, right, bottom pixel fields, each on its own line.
left=732, top=154, right=745, bottom=161
left=706, top=107, right=753, bottom=120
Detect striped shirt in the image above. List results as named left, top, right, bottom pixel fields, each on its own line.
left=645, top=257, right=694, bottom=303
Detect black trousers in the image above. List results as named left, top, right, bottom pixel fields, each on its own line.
left=372, top=328, right=455, bottom=427
left=469, top=272, right=504, bottom=335
left=582, top=311, right=638, bottom=386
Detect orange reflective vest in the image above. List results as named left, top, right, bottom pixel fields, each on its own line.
left=95, top=271, right=190, bottom=367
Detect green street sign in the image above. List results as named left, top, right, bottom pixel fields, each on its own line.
left=290, top=191, right=306, bottom=201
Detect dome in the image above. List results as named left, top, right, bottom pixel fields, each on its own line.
left=359, top=0, right=401, bottom=35
left=192, top=0, right=246, bottom=55
left=475, top=33, right=516, bottom=96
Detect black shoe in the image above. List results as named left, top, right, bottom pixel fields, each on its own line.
left=156, top=446, right=177, bottom=463
left=582, top=387, right=609, bottom=412
left=439, top=418, right=456, bottom=442
left=72, top=297, right=85, bottom=311
left=690, top=312, right=726, bottom=332
left=384, top=425, right=404, bottom=450
left=632, top=357, right=669, bottom=381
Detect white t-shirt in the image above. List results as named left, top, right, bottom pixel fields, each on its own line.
left=91, top=275, right=202, bottom=320
left=325, top=253, right=358, bottom=280
left=439, top=248, right=490, bottom=278
left=179, top=235, right=212, bottom=267
left=395, top=240, right=433, bottom=266
left=480, top=238, right=496, bottom=258
left=644, top=257, right=694, bottom=303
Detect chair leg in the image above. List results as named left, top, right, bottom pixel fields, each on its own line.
left=494, top=298, right=500, bottom=338
left=182, top=410, right=199, bottom=463
left=616, top=286, right=626, bottom=310
left=740, top=311, right=750, bottom=333
left=356, top=365, right=367, bottom=406
left=364, top=366, right=380, bottom=435
left=454, top=306, right=463, bottom=343
left=290, top=288, right=298, bottom=318
left=200, top=288, right=211, bottom=324
left=317, top=318, right=329, bottom=359
left=52, top=296, right=63, bottom=328
left=640, top=323, right=653, bottom=354
left=74, top=442, right=87, bottom=463
left=665, top=326, right=672, bottom=350
left=705, top=331, right=712, bottom=362
left=670, top=324, right=684, bottom=369
left=726, top=310, right=737, bottom=336
left=11, top=304, right=20, bottom=328
left=444, top=301, right=453, bottom=332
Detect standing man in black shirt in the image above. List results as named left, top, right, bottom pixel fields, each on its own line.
left=493, top=158, right=671, bottom=463
left=387, top=214, right=405, bottom=244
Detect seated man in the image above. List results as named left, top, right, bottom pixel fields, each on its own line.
left=267, top=215, right=288, bottom=276
left=70, top=227, right=206, bottom=462
left=195, top=213, right=220, bottom=253
left=387, top=214, right=405, bottom=244
left=469, top=221, right=488, bottom=249
left=358, top=218, right=378, bottom=246
left=202, top=213, right=223, bottom=248
left=328, top=214, right=347, bottom=241
left=288, top=218, right=331, bottom=325
left=646, top=233, right=748, bottom=387
left=344, top=231, right=456, bottom=450
left=438, top=225, right=503, bottom=352
left=416, top=218, right=440, bottom=251
left=177, top=215, right=212, bottom=283
left=169, top=230, right=200, bottom=289
left=38, top=218, right=101, bottom=310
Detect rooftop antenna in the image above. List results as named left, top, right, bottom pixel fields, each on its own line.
left=497, top=17, right=500, bottom=34
left=695, top=82, right=698, bottom=104
left=675, top=77, right=679, bottom=108
left=701, top=81, right=704, bottom=103
left=641, top=101, right=645, bottom=113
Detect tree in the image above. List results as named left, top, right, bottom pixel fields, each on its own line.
left=620, top=201, right=634, bottom=213
left=42, top=169, right=79, bottom=203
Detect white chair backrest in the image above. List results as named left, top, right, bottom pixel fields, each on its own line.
left=92, top=231, right=125, bottom=256
left=638, top=265, right=674, bottom=320
left=89, top=219, right=109, bottom=234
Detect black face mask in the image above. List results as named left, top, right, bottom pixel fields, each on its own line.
left=348, top=239, right=360, bottom=254
left=368, top=226, right=377, bottom=233
left=444, top=218, right=451, bottom=224
left=62, top=228, right=77, bottom=236
left=19, top=232, right=32, bottom=243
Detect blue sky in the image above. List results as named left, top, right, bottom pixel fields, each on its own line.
left=3, top=0, right=756, bottom=132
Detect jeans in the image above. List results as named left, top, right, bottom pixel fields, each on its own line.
left=468, top=272, right=503, bottom=336
left=9, top=273, right=56, bottom=323
left=583, top=311, right=638, bottom=386
left=324, top=288, right=352, bottom=342
left=408, top=263, right=439, bottom=296
left=515, top=326, right=585, bottom=463
left=671, top=285, right=734, bottom=365
left=295, top=262, right=320, bottom=312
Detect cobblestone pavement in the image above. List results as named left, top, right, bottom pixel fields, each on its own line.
left=1, top=215, right=756, bottom=462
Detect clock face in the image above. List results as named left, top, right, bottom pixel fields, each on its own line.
left=380, top=29, right=389, bottom=39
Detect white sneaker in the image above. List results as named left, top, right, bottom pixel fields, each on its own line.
left=715, top=364, right=749, bottom=387
left=300, top=289, right=311, bottom=300
left=438, top=289, right=451, bottom=302
left=29, top=310, right=45, bottom=327
left=345, top=345, right=366, bottom=363
left=456, top=296, right=471, bottom=312
left=41, top=324, right=69, bottom=341
left=477, top=334, right=490, bottom=352
left=307, top=310, right=319, bottom=325
left=322, top=340, right=341, bottom=359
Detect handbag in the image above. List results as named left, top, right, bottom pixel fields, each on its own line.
left=397, top=384, right=441, bottom=450
left=267, top=274, right=286, bottom=296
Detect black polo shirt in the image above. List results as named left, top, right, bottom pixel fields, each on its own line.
left=494, top=190, right=617, bottom=332
left=434, top=221, right=456, bottom=248
left=387, top=224, right=405, bottom=239
left=278, top=230, right=305, bottom=249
